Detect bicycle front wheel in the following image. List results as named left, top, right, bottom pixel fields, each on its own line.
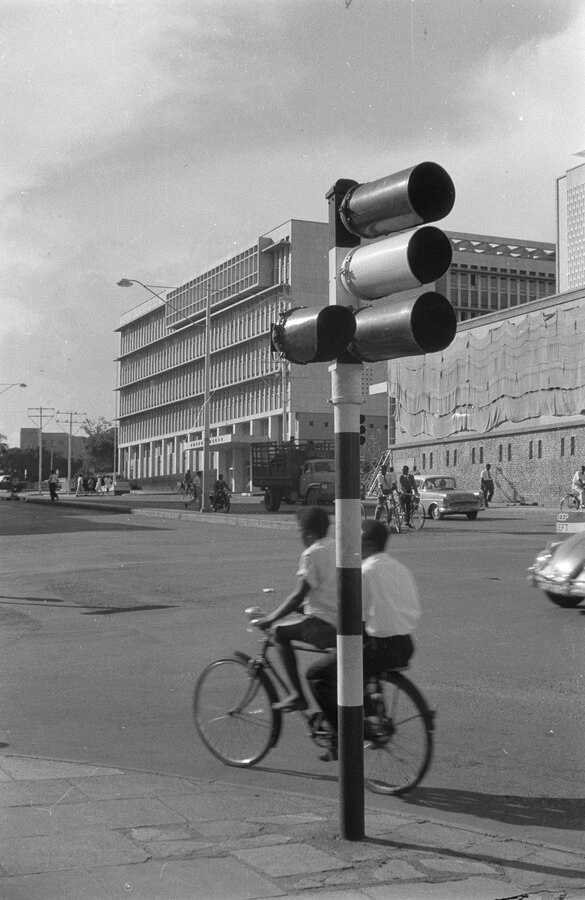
left=193, top=654, right=280, bottom=766
left=410, top=504, right=425, bottom=530
left=364, top=673, right=434, bottom=796
left=560, top=493, right=580, bottom=511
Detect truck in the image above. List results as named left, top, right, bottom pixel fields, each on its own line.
left=251, top=440, right=336, bottom=512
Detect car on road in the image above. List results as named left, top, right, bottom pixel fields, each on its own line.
left=0, top=474, right=26, bottom=492
left=413, top=475, right=483, bottom=521
left=528, top=532, right=585, bottom=608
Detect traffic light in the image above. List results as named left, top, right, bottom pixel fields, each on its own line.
left=359, top=415, right=367, bottom=445
left=328, top=161, right=457, bottom=362
left=270, top=305, right=356, bottom=365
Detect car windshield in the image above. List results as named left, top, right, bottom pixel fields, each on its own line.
left=423, top=477, right=457, bottom=491
left=313, top=461, right=334, bottom=473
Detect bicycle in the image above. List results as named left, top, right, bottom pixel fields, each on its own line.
left=377, top=492, right=424, bottom=532
left=560, top=491, right=581, bottom=511
left=178, top=482, right=195, bottom=500
left=193, top=607, right=434, bottom=796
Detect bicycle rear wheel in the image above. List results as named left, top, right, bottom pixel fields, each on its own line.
left=560, top=493, right=580, bottom=511
left=193, top=653, right=281, bottom=766
left=364, top=672, right=434, bottom=796
left=410, top=503, right=425, bottom=530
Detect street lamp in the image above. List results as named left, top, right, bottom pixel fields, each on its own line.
left=117, top=277, right=213, bottom=512
left=0, top=382, right=27, bottom=395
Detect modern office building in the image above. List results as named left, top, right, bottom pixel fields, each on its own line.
left=437, top=232, right=555, bottom=321
left=116, top=219, right=557, bottom=491
left=116, top=218, right=389, bottom=490
left=557, top=153, right=585, bottom=292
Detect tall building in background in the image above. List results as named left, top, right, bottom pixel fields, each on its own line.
left=557, top=153, right=585, bottom=292
left=440, top=232, right=555, bottom=321
left=116, top=218, right=388, bottom=490
left=116, top=220, right=556, bottom=491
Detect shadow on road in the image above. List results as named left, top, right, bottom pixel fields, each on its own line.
left=403, top=785, right=585, bottom=830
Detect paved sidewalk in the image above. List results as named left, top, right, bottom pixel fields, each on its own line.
left=0, top=755, right=583, bottom=900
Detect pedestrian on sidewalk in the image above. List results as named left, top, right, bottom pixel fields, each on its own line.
left=48, top=470, right=60, bottom=502
left=480, top=463, right=494, bottom=507
left=75, top=474, right=83, bottom=496
left=193, top=471, right=202, bottom=509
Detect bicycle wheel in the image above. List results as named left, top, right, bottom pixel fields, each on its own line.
left=560, top=493, right=580, bottom=511
left=410, top=503, right=425, bottom=530
left=364, top=672, right=434, bottom=796
left=193, top=653, right=281, bottom=766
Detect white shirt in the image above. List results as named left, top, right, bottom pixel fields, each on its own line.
left=361, top=552, right=421, bottom=637
left=572, top=470, right=585, bottom=490
left=297, top=538, right=337, bottom=627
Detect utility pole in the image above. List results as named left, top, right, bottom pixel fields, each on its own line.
left=28, top=407, right=55, bottom=492
left=56, top=411, right=86, bottom=493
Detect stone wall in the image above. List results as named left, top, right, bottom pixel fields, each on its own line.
left=389, top=422, right=585, bottom=507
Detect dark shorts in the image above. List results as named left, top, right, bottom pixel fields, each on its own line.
left=273, top=616, right=336, bottom=650
left=363, top=634, right=414, bottom=676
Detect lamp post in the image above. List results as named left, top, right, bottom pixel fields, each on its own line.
left=117, top=278, right=213, bottom=510
left=0, top=382, right=27, bottom=395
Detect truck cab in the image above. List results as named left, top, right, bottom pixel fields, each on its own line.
left=299, top=458, right=335, bottom=506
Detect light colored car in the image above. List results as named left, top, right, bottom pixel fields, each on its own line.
left=413, top=475, right=483, bottom=521
left=528, top=532, right=585, bottom=608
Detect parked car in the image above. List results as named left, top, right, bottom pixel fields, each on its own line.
left=413, top=475, right=483, bottom=520
left=0, top=474, right=27, bottom=492
left=528, top=532, right=585, bottom=608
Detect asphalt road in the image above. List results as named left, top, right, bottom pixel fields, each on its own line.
left=1, top=499, right=583, bottom=851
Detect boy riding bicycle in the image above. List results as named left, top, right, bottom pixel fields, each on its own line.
left=257, top=507, right=336, bottom=712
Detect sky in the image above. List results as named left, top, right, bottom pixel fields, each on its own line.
left=1, top=0, right=584, bottom=448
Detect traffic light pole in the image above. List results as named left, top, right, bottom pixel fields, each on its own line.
left=330, top=360, right=365, bottom=840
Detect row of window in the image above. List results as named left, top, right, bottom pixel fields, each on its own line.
left=120, top=298, right=283, bottom=387
left=119, top=343, right=280, bottom=417
left=420, top=436, right=579, bottom=470
left=119, top=381, right=282, bottom=445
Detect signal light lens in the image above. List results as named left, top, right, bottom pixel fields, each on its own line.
left=271, top=305, right=356, bottom=365
left=349, top=292, right=457, bottom=363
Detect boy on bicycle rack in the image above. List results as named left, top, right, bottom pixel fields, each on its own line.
left=307, top=519, right=421, bottom=761
left=257, top=507, right=337, bottom=712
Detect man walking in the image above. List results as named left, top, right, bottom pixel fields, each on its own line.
left=480, top=463, right=494, bottom=507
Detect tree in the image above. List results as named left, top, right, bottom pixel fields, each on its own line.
left=82, top=417, right=116, bottom=473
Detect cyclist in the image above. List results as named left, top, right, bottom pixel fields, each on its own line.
left=212, top=474, right=229, bottom=507
left=307, top=518, right=421, bottom=760
left=374, top=464, right=397, bottom=521
left=257, top=507, right=336, bottom=712
left=184, top=469, right=193, bottom=492
left=398, top=465, right=418, bottom=528
left=571, top=465, right=585, bottom=508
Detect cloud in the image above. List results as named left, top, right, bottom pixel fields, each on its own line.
left=0, top=0, right=583, bottom=445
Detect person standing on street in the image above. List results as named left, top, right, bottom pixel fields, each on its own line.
left=374, top=464, right=397, bottom=521
left=48, top=470, right=60, bottom=502
left=193, top=471, right=202, bottom=509
left=571, top=465, right=585, bottom=508
left=480, top=463, right=494, bottom=507
left=399, top=465, right=417, bottom=527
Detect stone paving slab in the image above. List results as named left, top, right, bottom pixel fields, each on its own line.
left=0, top=868, right=111, bottom=900
left=1, top=755, right=585, bottom=899
left=91, top=857, right=285, bottom=899
left=0, top=828, right=148, bottom=876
